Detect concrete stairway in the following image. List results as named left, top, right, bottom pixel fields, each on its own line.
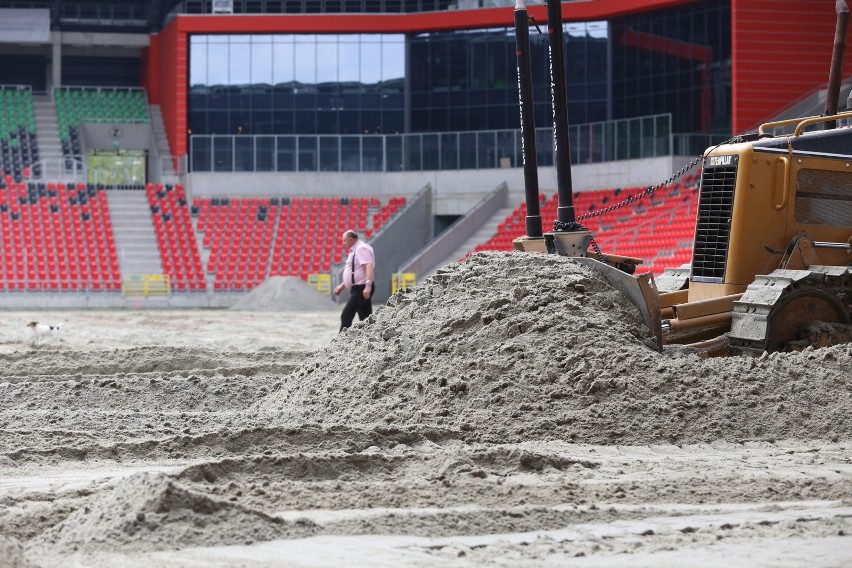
left=32, top=97, right=64, bottom=176
left=107, top=191, right=163, bottom=275
left=149, top=105, right=177, bottom=182
left=427, top=206, right=514, bottom=277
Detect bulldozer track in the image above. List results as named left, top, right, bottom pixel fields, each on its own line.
left=729, top=266, right=852, bottom=354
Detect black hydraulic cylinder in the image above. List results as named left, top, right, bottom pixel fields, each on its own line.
left=546, top=0, right=576, bottom=228
left=514, top=0, right=543, bottom=238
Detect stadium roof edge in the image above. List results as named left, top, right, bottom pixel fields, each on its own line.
left=163, top=0, right=701, bottom=35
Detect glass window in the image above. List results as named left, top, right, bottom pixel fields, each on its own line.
left=256, top=136, right=274, bottom=171
left=535, top=128, right=554, bottom=166
left=273, top=107, right=293, bottom=131
left=338, top=40, right=360, bottom=82
left=276, top=136, right=296, bottom=171
left=440, top=132, right=458, bottom=170
left=235, top=136, right=254, bottom=171
left=251, top=40, right=273, bottom=85
left=360, top=39, right=381, bottom=85
left=295, top=41, right=316, bottom=84
left=230, top=40, right=251, bottom=85
left=339, top=109, right=360, bottom=135
left=404, top=134, right=421, bottom=170
left=189, top=36, right=208, bottom=86
left=362, top=137, right=383, bottom=172
left=341, top=136, right=360, bottom=171
left=272, top=40, right=295, bottom=85
left=381, top=108, right=404, bottom=134
left=207, top=110, right=228, bottom=134
left=361, top=110, right=381, bottom=134
left=208, top=42, right=229, bottom=86
left=459, top=132, right=476, bottom=169
left=190, top=136, right=211, bottom=171
left=294, top=110, right=316, bottom=134
left=422, top=133, right=439, bottom=170
left=386, top=135, right=403, bottom=172
left=317, top=42, right=338, bottom=83
left=297, top=136, right=317, bottom=171
left=319, top=136, right=339, bottom=171
left=316, top=110, right=339, bottom=135
left=213, top=137, right=233, bottom=171
left=382, top=35, right=405, bottom=83
left=476, top=131, right=495, bottom=169
left=184, top=5, right=731, bottom=166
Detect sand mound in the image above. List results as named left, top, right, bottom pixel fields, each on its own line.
left=230, top=276, right=337, bottom=312
left=31, top=472, right=318, bottom=552
left=0, top=535, right=28, bottom=568
left=256, top=251, right=852, bottom=444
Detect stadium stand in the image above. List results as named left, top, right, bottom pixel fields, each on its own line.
left=196, top=196, right=278, bottom=291
left=0, top=180, right=120, bottom=291
left=54, top=87, right=149, bottom=165
left=470, top=173, right=700, bottom=274
left=146, top=183, right=207, bottom=291
left=0, top=86, right=39, bottom=181
left=189, top=194, right=404, bottom=291
left=272, top=196, right=384, bottom=281
left=369, top=196, right=407, bottom=239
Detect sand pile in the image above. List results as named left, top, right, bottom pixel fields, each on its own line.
left=31, top=472, right=318, bottom=553
left=257, top=251, right=852, bottom=444
left=1, top=288, right=850, bottom=565
left=230, top=276, right=337, bottom=311
left=0, top=535, right=27, bottom=568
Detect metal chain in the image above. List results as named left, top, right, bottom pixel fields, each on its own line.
left=551, top=136, right=740, bottom=263
left=576, top=136, right=739, bottom=224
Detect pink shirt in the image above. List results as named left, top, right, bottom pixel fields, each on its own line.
left=342, top=239, right=375, bottom=288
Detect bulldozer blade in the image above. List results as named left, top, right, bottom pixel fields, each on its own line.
left=573, top=257, right=663, bottom=350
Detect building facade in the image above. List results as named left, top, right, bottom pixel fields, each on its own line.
left=0, top=0, right=850, bottom=173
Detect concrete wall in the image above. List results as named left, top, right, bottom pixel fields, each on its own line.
left=400, top=182, right=508, bottom=278
left=186, top=156, right=677, bottom=216
left=82, top=123, right=151, bottom=150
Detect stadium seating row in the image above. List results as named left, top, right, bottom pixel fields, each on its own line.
left=1, top=179, right=407, bottom=293
left=1, top=174, right=698, bottom=292
left=55, top=87, right=148, bottom=136
left=145, top=185, right=404, bottom=291
left=0, top=86, right=39, bottom=181
left=0, top=181, right=120, bottom=291
left=146, top=183, right=207, bottom=291
left=196, top=194, right=391, bottom=290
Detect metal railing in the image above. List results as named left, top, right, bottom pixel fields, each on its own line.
left=23, top=158, right=88, bottom=182
left=189, top=113, right=674, bottom=173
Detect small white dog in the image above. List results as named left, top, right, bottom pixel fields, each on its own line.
left=27, top=321, right=62, bottom=346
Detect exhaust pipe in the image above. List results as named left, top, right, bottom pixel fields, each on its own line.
left=824, top=0, right=849, bottom=129
left=514, top=0, right=543, bottom=239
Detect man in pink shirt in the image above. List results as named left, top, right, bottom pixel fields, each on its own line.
left=333, top=230, right=376, bottom=331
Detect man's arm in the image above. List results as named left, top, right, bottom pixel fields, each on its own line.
left=363, top=263, right=375, bottom=298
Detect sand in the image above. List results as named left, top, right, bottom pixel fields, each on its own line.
left=1, top=251, right=850, bottom=567
left=229, top=276, right=338, bottom=312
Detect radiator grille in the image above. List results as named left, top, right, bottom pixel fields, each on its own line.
left=692, top=158, right=737, bottom=281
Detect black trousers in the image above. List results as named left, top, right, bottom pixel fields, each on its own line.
left=340, top=284, right=373, bottom=331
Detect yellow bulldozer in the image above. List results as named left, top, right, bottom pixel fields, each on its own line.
left=511, top=0, right=851, bottom=356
